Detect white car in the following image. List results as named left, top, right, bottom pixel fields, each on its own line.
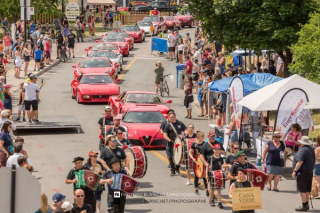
left=86, top=50, right=123, bottom=73
left=137, top=21, right=155, bottom=36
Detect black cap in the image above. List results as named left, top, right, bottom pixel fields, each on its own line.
left=110, top=157, right=120, bottom=165
left=166, top=109, right=174, bottom=115
left=29, top=74, right=37, bottom=80
left=72, top=157, right=84, bottom=163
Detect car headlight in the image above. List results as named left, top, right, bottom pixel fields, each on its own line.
left=137, top=32, right=141, bottom=36
left=121, top=44, right=126, bottom=48
left=82, top=95, right=90, bottom=99
left=76, top=69, right=82, bottom=76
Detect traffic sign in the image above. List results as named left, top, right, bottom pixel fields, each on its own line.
left=0, top=167, right=41, bottom=213
left=66, top=3, right=80, bottom=21
left=29, top=7, right=34, bottom=15
left=21, top=7, right=34, bottom=20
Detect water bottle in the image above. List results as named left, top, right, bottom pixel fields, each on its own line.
left=256, top=156, right=261, bottom=167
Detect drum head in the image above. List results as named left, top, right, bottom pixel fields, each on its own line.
left=194, top=154, right=204, bottom=178
left=125, top=148, right=136, bottom=176
left=173, top=136, right=183, bottom=165
left=137, top=146, right=148, bottom=178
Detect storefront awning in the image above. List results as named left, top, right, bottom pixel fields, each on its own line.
left=87, top=0, right=116, bottom=5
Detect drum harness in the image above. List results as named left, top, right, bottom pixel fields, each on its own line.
left=106, top=146, right=126, bottom=168
left=169, top=122, right=183, bottom=149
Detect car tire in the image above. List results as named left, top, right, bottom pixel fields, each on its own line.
left=76, top=91, right=80, bottom=104
left=143, top=34, right=145, bottom=41
left=71, top=89, right=75, bottom=99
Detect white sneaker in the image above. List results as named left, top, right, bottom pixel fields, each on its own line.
left=186, top=180, right=192, bottom=185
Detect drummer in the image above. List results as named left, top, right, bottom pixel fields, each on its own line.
left=100, top=157, right=128, bottom=213
left=65, top=157, right=96, bottom=213
left=163, top=112, right=187, bottom=176
left=160, top=109, right=175, bottom=134
left=106, top=116, right=126, bottom=136
left=223, top=143, right=240, bottom=170
left=227, top=150, right=255, bottom=185
left=84, top=151, right=106, bottom=213
left=115, top=129, right=128, bottom=146
left=189, top=131, right=207, bottom=194
left=185, top=123, right=197, bottom=186
left=98, top=106, right=114, bottom=137
left=207, top=144, right=224, bottom=208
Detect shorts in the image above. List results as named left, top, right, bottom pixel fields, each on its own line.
left=178, top=50, right=183, bottom=54
left=220, top=103, right=226, bottom=113
left=314, top=164, right=320, bottom=176
left=57, top=44, right=62, bottom=50
left=198, top=99, right=204, bottom=108
left=24, top=56, right=30, bottom=61
left=230, top=130, right=238, bottom=142
left=110, top=18, right=114, bottom=24
left=297, top=170, right=313, bottom=193
left=193, top=73, right=198, bottom=81
left=35, top=59, right=41, bottom=63
left=95, top=190, right=103, bottom=201
left=5, top=46, right=11, bottom=51
left=168, top=47, right=175, bottom=52
left=68, top=43, right=74, bottom=48
left=267, top=165, right=284, bottom=175
left=18, top=104, right=25, bottom=112
left=24, top=100, right=38, bottom=111
left=45, top=51, right=51, bottom=59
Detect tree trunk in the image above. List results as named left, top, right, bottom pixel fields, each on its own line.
left=277, top=49, right=292, bottom=78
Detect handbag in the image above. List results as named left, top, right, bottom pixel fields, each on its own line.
left=188, top=95, right=194, bottom=103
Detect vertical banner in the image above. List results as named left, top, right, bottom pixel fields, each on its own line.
left=274, top=89, right=309, bottom=134
left=229, top=77, right=244, bottom=141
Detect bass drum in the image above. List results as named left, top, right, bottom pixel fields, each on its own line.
left=173, top=136, right=184, bottom=165
left=194, top=154, right=205, bottom=178
left=125, top=146, right=148, bottom=178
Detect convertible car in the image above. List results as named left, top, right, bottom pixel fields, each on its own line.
left=121, top=108, right=166, bottom=148
left=71, top=73, right=120, bottom=103
left=109, top=91, right=172, bottom=116
left=106, top=31, right=134, bottom=50
left=121, top=25, right=145, bottom=43
left=72, top=57, right=118, bottom=79
left=86, top=50, right=123, bottom=73
left=85, top=43, right=122, bottom=56
left=98, top=35, right=130, bottom=57
left=136, top=21, right=154, bottom=36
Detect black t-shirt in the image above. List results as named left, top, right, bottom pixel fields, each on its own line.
left=269, top=66, right=276, bottom=76
left=203, top=58, right=211, bottom=65
left=102, top=169, right=128, bottom=195
left=72, top=203, right=93, bottom=213
left=100, top=146, right=126, bottom=168
left=160, top=120, right=168, bottom=130
left=209, top=155, right=223, bottom=171
left=200, top=141, right=225, bottom=163
left=106, top=126, right=126, bottom=136
left=56, top=34, right=64, bottom=44
left=191, top=142, right=205, bottom=158
left=229, top=161, right=255, bottom=184
left=67, top=33, right=76, bottom=44
left=225, top=154, right=237, bottom=166
left=163, top=120, right=187, bottom=141
left=98, top=116, right=114, bottom=126
left=185, top=133, right=197, bottom=138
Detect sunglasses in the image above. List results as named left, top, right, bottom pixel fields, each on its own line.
left=189, top=127, right=194, bottom=129
left=90, top=156, right=98, bottom=158
left=234, top=147, right=239, bottom=150
left=117, top=133, right=122, bottom=135
left=76, top=195, right=85, bottom=198
left=111, top=140, right=118, bottom=143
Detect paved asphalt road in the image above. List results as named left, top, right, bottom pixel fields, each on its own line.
left=17, top=28, right=320, bottom=213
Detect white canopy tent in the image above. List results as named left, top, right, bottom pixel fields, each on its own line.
left=237, top=74, right=320, bottom=111
left=87, top=0, right=116, bottom=5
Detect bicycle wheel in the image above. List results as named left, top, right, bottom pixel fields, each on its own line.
left=163, top=80, right=170, bottom=96
left=159, top=82, right=164, bottom=97
left=60, top=52, right=68, bottom=63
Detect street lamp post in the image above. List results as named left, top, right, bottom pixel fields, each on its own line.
left=168, top=0, right=171, bottom=16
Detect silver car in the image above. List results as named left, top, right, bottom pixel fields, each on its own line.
left=137, top=21, right=155, bottom=36
left=86, top=50, right=123, bottom=73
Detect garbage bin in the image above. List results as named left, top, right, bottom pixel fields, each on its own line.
left=176, top=64, right=186, bottom=88
left=178, top=70, right=185, bottom=89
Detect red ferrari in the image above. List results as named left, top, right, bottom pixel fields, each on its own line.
left=109, top=91, right=172, bottom=116
left=85, top=43, right=122, bottom=56
left=97, top=35, right=130, bottom=57
left=71, top=73, right=120, bottom=103
left=121, top=26, right=145, bottom=43
left=121, top=108, right=166, bottom=148
left=106, top=31, right=134, bottom=50
left=72, top=57, right=119, bottom=80
left=163, top=16, right=181, bottom=30
left=174, top=11, right=194, bottom=28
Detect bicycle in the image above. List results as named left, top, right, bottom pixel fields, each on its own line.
left=59, top=44, right=70, bottom=63
left=159, top=74, right=171, bottom=97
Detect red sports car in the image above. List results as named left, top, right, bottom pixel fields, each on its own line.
left=163, top=16, right=181, bottom=30
left=97, top=35, right=130, bottom=57
left=174, top=12, right=194, bottom=28
left=121, top=108, right=166, bottom=148
left=105, top=31, right=134, bottom=50
left=85, top=43, right=122, bottom=56
left=71, top=73, right=120, bottom=103
left=121, top=26, right=145, bottom=43
left=72, top=57, right=118, bottom=80
left=109, top=91, right=172, bottom=116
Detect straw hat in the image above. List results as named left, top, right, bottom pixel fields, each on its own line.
left=298, top=136, right=313, bottom=146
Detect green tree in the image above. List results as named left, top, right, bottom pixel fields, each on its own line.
left=290, top=13, right=320, bottom=83
left=188, top=0, right=317, bottom=77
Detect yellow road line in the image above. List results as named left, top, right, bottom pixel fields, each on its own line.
left=150, top=150, right=232, bottom=207
left=118, top=57, right=137, bottom=80
left=7, top=68, right=14, bottom=74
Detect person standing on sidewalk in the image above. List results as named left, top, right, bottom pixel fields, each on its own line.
left=23, top=74, right=40, bottom=125
left=3, top=32, right=12, bottom=60
left=15, top=82, right=26, bottom=122
left=74, top=20, right=84, bottom=43
left=67, top=29, right=76, bottom=58
left=44, top=37, right=51, bottom=65
left=22, top=43, right=31, bottom=77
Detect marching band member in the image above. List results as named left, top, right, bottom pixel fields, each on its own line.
left=160, top=109, right=174, bottom=168
left=106, top=116, right=126, bottom=136
left=100, top=157, right=128, bottom=213
left=189, top=131, right=207, bottom=194
left=229, top=168, right=255, bottom=213
left=84, top=151, right=106, bottom=213
left=98, top=106, right=114, bottom=151
left=65, top=157, right=96, bottom=213
left=163, top=112, right=187, bottom=176
left=223, top=143, right=240, bottom=170
left=115, top=129, right=128, bottom=146
left=227, top=151, right=255, bottom=185
left=207, top=144, right=224, bottom=208
left=185, top=124, right=197, bottom=185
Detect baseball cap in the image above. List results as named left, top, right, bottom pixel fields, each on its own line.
left=213, top=144, right=220, bottom=149
left=105, top=105, right=111, bottom=110
left=40, top=35, right=44, bottom=39
left=110, top=157, right=120, bottom=165
left=4, top=84, right=11, bottom=89
left=88, top=151, right=98, bottom=156
left=29, top=74, right=37, bottom=80
left=62, top=201, right=73, bottom=211
left=52, top=193, right=66, bottom=203
left=186, top=32, right=190, bottom=35
left=235, top=150, right=245, bottom=158
left=26, top=78, right=31, bottom=83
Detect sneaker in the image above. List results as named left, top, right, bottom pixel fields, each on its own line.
left=295, top=205, right=309, bottom=211
left=175, top=169, right=180, bottom=174
left=27, top=120, right=33, bottom=125
left=186, top=180, right=191, bottom=186
left=34, top=120, right=41, bottom=124
left=195, top=190, right=199, bottom=195
left=23, top=118, right=26, bottom=122
left=218, top=202, right=224, bottom=209
left=170, top=171, right=175, bottom=176
left=14, top=117, right=20, bottom=122
left=209, top=200, right=215, bottom=206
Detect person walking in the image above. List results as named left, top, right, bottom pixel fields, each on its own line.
left=292, top=136, right=316, bottom=211
left=14, top=46, right=22, bottom=78
left=74, top=20, right=84, bottom=43
left=261, top=131, right=287, bottom=192
left=23, top=74, right=40, bottom=124
left=3, top=32, right=12, bottom=60
left=22, top=43, right=31, bottom=76
left=72, top=189, right=93, bottom=213
left=167, top=31, right=176, bottom=60
left=154, top=61, right=164, bottom=94
left=67, top=29, right=76, bottom=58
left=184, top=76, right=193, bottom=119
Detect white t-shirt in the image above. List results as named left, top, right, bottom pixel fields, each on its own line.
left=177, top=44, right=184, bottom=51
left=6, top=153, right=32, bottom=168
left=194, top=50, right=202, bottom=63
left=167, top=34, right=176, bottom=47
left=276, top=57, right=284, bottom=72
left=24, top=82, right=40, bottom=101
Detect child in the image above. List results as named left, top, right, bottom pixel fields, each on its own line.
left=44, top=38, right=51, bottom=65
left=34, top=46, right=42, bottom=71
left=15, top=137, right=28, bottom=157
left=207, top=144, right=224, bottom=209
left=15, top=82, right=26, bottom=121
left=3, top=84, right=12, bottom=115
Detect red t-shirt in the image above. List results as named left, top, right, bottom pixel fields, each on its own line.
left=185, top=60, right=193, bottom=74
left=45, top=41, right=50, bottom=52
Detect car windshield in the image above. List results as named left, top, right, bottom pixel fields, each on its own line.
left=109, top=31, right=130, bottom=38
left=137, top=22, right=152, bottom=27
left=79, top=59, right=111, bottom=67
left=122, top=26, right=140, bottom=32
left=88, top=51, right=118, bottom=58
left=143, top=16, right=159, bottom=22
left=176, top=11, right=190, bottom=16
left=80, top=75, right=113, bottom=84
left=163, top=16, right=174, bottom=20
left=125, top=93, right=163, bottom=104
left=123, top=111, right=165, bottom=123
left=92, top=43, right=118, bottom=50
left=102, top=36, right=125, bottom=42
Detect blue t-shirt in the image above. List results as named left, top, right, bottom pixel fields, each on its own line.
left=293, top=145, right=316, bottom=171
left=34, top=50, right=42, bottom=60
left=109, top=12, right=114, bottom=18
left=0, top=132, right=13, bottom=154
left=2, top=21, right=7, bottom=28
left=29, top=23, right=35, bottom=34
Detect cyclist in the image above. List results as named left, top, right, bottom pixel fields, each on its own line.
left=67, top=28, right=76, bottom=58
left=56, top=30, right=65, bottom=59
left=154, top=61, right=164, bottom=94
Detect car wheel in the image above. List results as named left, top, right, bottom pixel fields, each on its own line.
left=190, top=20, right=194, bottom=28
left=76, top=91, right=80, bottom=104
left=71, top=88, right=75, bottom=99
left=182, top=25, right=185, bottom=28
left=178, top=25, right=181, bottom=30
left=143, top=34, right=145, bottom=41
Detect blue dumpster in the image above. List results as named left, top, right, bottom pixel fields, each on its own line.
left=176, top=64, right=186, bottom=88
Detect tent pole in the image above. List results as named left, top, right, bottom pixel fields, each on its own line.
left=245, top=49, right=247, bottom=71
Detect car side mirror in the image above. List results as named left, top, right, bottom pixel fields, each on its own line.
left=72, top=80, right=79, bottom=87
left=72, top=65, right=76, bottom=68
left=114, top=79, right=120, bottom=84
left=114, top=63, right=119, bottom=68
left=165, top=100, right=172, bottom=104
left=115, top=98, right=121, bottom=102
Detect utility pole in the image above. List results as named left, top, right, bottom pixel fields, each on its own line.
left=168, top=0, right=171, bottom=16
left=24, top=0, right=27, bottom=40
